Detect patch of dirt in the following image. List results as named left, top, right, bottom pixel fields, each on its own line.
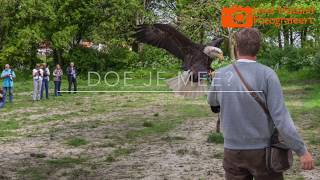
left=98, top=117, right=225, bottom=180
left=0, top=107, right=43, bottom=117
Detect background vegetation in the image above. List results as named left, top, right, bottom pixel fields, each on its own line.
left=0, top=0, right=319, bottom=74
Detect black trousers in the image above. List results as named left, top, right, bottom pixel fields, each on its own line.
left=223, top=148, right=284, bottom=180
left=68, top=77, right=77, bottom=93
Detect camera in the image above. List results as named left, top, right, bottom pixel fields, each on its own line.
left=222, top=5, right=253, bottom=28
left=43, top=70, right=48, bottom=77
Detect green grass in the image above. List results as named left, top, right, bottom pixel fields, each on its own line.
left=105, top=155, right=116, bottom=162
left=18, top=157, right=88, bottom=179
left=46, top=157, right=87, bottom=167
left=176, top=104, right=211, bottom=118
left=142, top=121, right=154, bottom=127
left=126, top=119, right=183, bottom=139
left=0, top=120, right=20, bottom=137
left=309, top=133, right=320, bottom=145
left=161, top=136, right=186, bottom=142
left=113, top=147, right=135, bottom=156
left=277, top=68, right=320, bottom=84
left=207, top=132, right=224, bottom=144
left=0, top=120, right=20, bottom=131
left=18, top=167, right=47, bottom=180
left=65, top=137, right=89, bottom=147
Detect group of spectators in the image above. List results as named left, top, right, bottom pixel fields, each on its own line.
left=0, top=62, right=78, bottom=109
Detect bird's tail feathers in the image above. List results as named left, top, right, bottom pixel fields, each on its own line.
left=166, top=71, right=208, bottom=98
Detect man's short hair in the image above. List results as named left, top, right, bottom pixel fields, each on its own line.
left=235, top=28, right=261, bottom=56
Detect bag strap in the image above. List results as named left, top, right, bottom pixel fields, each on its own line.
left=232, top=63, right=270, bottom=115
left=232, top=63, right=281, bottom=144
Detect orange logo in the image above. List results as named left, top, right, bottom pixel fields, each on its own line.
left=221, top=5, right=316, bottom=28
left=221, top=5, right=254, bottom=28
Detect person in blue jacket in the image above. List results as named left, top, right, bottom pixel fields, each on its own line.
left=1, top=64, right=16, bottom=103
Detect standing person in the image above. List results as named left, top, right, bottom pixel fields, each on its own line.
left=41, top=63, right=50, bottom=99
left=66, top=62, right=77, bottom=93
left=0, top=88, right=5, bottom=109
left=208, top=28, right=314, bottom=180
left=32, top=64, right=44, bottom=101
left=53, top=64, right=63, bottom=96
left=1, top=64, right=16, bottom=103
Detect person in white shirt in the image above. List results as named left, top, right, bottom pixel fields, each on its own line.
left=32, top=64, right=44, bottom=101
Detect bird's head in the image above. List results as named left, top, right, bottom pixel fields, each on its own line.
left=203, top=37, right=224, bottom=60
left=203, top=46, right=224, bottom=61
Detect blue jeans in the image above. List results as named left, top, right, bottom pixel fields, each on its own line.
left=41, top=78, right=49, bottom=99
left=0, top=99, right=5, bottom=108
left=3, top=87, right=13, bottom=103
left=54, top=81, right=61, bottom=96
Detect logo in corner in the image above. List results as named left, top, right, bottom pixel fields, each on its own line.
left=222, top=5, right=253, bottom=28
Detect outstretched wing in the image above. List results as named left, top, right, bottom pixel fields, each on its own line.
left=133, top=24, right=197, bottom=60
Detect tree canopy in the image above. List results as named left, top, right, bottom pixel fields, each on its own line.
left=0, top=0, right=319, bottom=72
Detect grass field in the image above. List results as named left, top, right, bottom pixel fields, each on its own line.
left=0, top=69, right=319, bottom=179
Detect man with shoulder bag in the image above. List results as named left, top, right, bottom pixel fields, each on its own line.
left=208, top=28, right=314, bottom=180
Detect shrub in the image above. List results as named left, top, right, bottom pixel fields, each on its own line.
left=259, top=46, right=318, bottom=71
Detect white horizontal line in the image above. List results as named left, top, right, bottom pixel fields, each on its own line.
left=58, top=91, right=263, bottom=93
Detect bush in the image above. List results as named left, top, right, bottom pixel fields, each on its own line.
left=137, top=45, right=180, bottom=70
left=105, top=47, right=139, bottom=70
left=259, top=46, right=318, bottom=71
left=64, top=47, right=108, bottom=75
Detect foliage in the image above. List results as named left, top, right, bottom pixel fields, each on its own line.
left=0, top=0, right=319, bottom=73
left=64, top=47, right=108, bottom=74
left=259, top=46, right=319, bottom=71
left=105, top=46, right=139, bottom=70
left=137, top=45, right=180, bottom=70
left=0, top=0, right=143, bottom=69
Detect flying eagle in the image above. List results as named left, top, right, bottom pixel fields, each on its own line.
left=134, top=24, right=224, bottom=97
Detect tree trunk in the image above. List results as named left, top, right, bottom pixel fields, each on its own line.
left=53, top=49, right=63, bottom=66
left=300, top=27, right=308, bottom=48
left=289, top=27, right=294, bottom=45
left=283, top=27, right=289, bottom=47
left=278, top=29, right=282, bottom=48
left=228, top=28, right=235, bottom=60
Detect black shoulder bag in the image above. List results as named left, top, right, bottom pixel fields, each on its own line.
left=232, top=63, right=293, bottom=173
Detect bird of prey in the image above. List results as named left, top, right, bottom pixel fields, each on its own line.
left=133, top=23, right=224, bottom=97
